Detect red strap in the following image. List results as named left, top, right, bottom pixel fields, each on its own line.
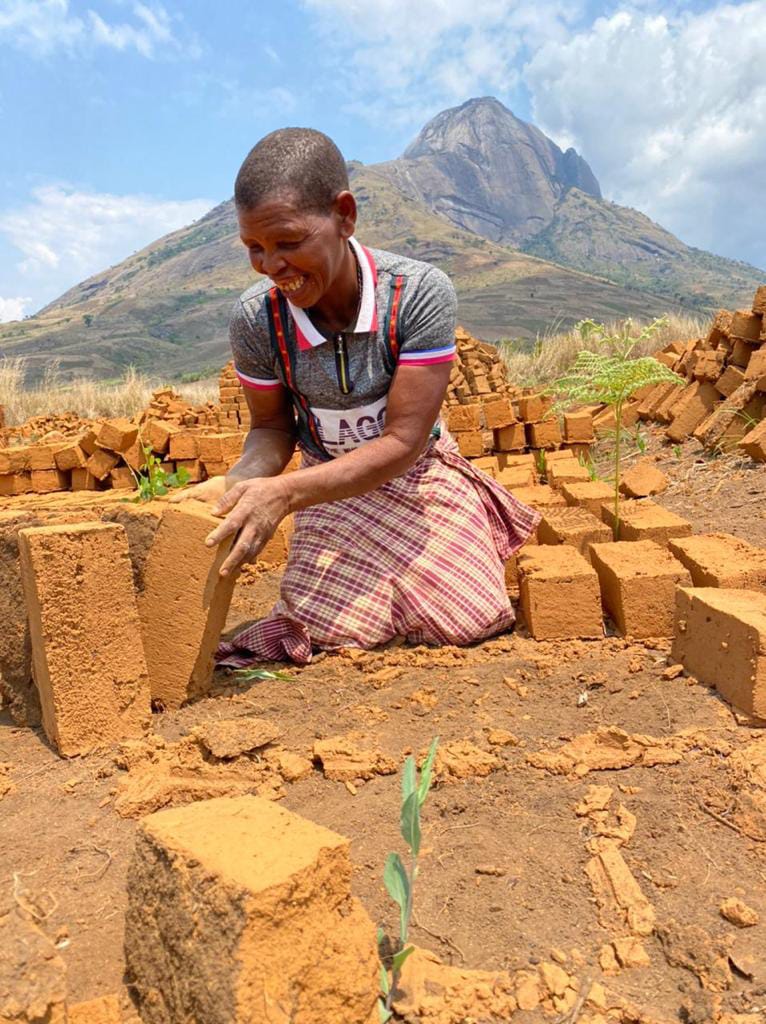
left=389, top=276, right=404, bottom=361
left=269, top=287, right=324, bottom=452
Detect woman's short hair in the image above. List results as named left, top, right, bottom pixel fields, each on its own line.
left=235, top=127, right=349, bottom=215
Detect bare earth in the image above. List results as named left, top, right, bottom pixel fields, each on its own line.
left=1, top=429, right=765, bottom=1023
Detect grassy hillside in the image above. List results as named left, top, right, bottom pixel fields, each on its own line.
left=0, top=168, right=688, bottom=384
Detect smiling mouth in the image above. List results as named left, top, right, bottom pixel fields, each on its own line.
left=278, top=275, right=306, bottom=295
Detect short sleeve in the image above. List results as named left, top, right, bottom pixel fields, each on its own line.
left=229, top=297, right=283, bottom=391
left=397, top=266, right=457, bottom=366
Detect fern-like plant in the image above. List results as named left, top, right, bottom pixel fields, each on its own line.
left=550, top=318, right=684, bottom=538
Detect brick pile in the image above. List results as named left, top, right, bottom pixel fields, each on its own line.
left=635, top=284, right=766, bottom=458
left=218, top=362, right=250, bottom=428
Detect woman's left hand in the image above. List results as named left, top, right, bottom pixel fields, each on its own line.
left=205, top=476, right=291, bottom=577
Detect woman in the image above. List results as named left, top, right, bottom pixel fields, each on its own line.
left=178, top=127, right=539, bottom=664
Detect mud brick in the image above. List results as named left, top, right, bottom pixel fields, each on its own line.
left=590, top=540, right=691, bottom=638
left=518, top=546, right=603, bottom=640
left=538, top=506, right=611, bottom=560
left=666, top=382, right=720, bottom=442
left=110, top=467, right=136, bottom=490
left=471, top=455, right=498, bottom=477
left=730, top=309, right=762, bottom=341
left=673, top=587, right=766, bottom=717
left=447, top=403, right=482, bottom=432
left=668, top=533, right=766, bottom=590
left=547, top=459, right=590, bottom=488
left=715, top=364, right=745, bottom=398
left=740, top=420, right=766, bottom=461
left=197, top=432, right=244, bottom=464
left=510, top=484, right=567, bottom=510
left=96, top=418, right=139, bottom=453
left=71, top=467, right=100, bottom=491
left=494, top=422, right=526, bottom=451
left=526, top=419, right=562, bottom=449
left=654, top=385, right=688, bottom=424
left=176, top=458, right=203, bottom=482
left=53, top=442, right=87, bottom=472
left=0, top=446, right=29, bottom=473
left=68, top=995, right=121, bottom=1024
left=600, top=499, right=692, bottom=545
left=86, top=448, right=120, bottom=481
left=482, top=397, right=516, bottom=430
left=518, top=394, right=553, bottom=421
left=0, top=473, right=32, bottom=496
left=122, top=439, right=149, bottom=473
left=30, top=469, right=69, bottom=494
left=504, top=555, right=519, bottom=591
left=564, top=411, right=595, bottom=442
left=638, top=382, right=678, bottom=421
left=202, top=460, right=228, bottom=477
left=138, top=503, right=238, bottom=708
left=498, top=452, right=534, bottom=470
left=125, top=796, right=379, bottom=1024
left=544, top=449, right=572, bottom=463
left=654, top=351, right=677, bottom=369
left=744, top=346, right=766, bottom=382
left=752, top=285, right=766, bottom=315
left=28, top=444, right=62, bottom=471
left=142, top=419, right=179, bottom=455
left=18, top=522, right=150, bottom=756
left=561, top=480, right=614, bottom=518
left=456, top=430, right=484, bottom=458
left=566, top=442, right=592, bottom=462
left=219, top=386, right=241, bottom=399
left=730, top=337, right=755, bottom=368
left=168, top=431, right=200, bottom=460
left=496, top=465, right=535, bottom=489
left=693, top=349, right=725, bottom=382
left=159, top=460, right=175, bottom=475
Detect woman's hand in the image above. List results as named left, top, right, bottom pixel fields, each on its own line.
left=168, top=475, right=228, bottom=505
left=205, top=476, right=292, bottom=577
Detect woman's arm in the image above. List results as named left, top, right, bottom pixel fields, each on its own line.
left=207, top=360, right=452, bottom=574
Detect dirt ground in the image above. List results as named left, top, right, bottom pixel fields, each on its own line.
left=1, top=428, right=765, bottom=1023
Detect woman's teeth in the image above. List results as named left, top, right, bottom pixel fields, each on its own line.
left=281, top=276, right=305, bottom=294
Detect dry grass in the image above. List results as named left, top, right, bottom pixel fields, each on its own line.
left=497, top=313, right=705, bottom=388
left=0, top=359, right=218, bottom=426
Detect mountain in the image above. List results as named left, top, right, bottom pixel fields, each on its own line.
left=1, top=96, right=762, bottom=384
left=0, top=166, right=678, bottom=384
left=372, top=97, right=764, bottom=311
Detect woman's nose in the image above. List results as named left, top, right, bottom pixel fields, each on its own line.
left=261, top=250, right=287, bottom=277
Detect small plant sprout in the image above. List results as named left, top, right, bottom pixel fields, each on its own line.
left=378, top=736, right=440, bottom=1023
left=633, top=425, right=648, bottom=455
left=534, top=448, right=547, bottom=479
left=128, top=442, right=190, bottom=502
left=550, top=317, right=684, bottom=539
left=672, top=444, right=682, bottom=459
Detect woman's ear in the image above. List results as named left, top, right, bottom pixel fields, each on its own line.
left=333, top=190, right=358, bottom=238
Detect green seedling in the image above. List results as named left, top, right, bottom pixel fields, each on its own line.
left=577, top=452, right=599, bottom=481
left=534, top=448, right=547, bottom=479
left=672, top=444, right=682, bottom=459
left=128, top=443, right=190, bottom=502
left=233, top=668, right=297, bottom=684
left=633, top=425, right=648, bottom=455
left=378, top=736, right=439, bottom=1023
left=550, top=317, right=683, bottom=539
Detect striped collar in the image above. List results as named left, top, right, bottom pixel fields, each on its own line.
left=284, top=236, right=379, bottom=351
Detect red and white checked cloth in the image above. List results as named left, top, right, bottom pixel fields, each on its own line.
left=217, top=435, right=540, bottom=665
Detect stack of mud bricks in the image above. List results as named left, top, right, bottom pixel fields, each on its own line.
left=219, top=361, right=250, bottom=428
left=9, top=499, right=257, bottom=756
left=636, top=283, right=766, bottom=458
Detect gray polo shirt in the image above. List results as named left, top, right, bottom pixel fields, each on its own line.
left=229, top=237, right=457, bottom=457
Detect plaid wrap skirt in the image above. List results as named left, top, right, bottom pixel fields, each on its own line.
left=217, top=435, right=540, bottom=666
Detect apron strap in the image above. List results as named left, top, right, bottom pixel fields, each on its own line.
left=382, top=275, right=404, bottom=372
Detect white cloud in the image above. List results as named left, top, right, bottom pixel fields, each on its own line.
left=524, top=2, right=766, bottom=268
left=0, top=296, right=31, bottom=323
left=0, top=0, right=195, bottom=58
left=0, top=185, right=214, bottom=312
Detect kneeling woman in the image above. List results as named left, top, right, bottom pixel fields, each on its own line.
left=182, top=128, right=539, bottom=664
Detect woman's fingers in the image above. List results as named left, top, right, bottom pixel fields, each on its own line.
left=219, top=526, right=264, bottom=577
left=205, top=511, right=244, bottom=548
left=213, top=481, right=247, bottom=517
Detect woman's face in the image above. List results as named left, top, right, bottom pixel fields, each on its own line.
left=237, top=190, right=356, bottom=308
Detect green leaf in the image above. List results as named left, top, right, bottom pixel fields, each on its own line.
left=154, top=483, right=168, bottom=496
left=233, top=668, right=297, bottom=683
left=417, top=736, right=439, bottom=807
left=400, top=791, right=421, bottom=856
left=401, top=755, right=416, bottom=804
left=383, top=852, right=410, bottom=938
left=175, top=466, right=191, bottom=485
left=379, top=963, right=390, bottom=996
left=392, top=945, right=415, bottom=973
left=377, top=998, right=392, bottom=1023
left=377, top=926, right=386, bottom=949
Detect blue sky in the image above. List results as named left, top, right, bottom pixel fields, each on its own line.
left=1, top=0, right=764, bottom=321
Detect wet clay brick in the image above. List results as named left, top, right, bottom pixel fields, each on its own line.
left=673, top=587, right=766, bottom=717
left=168, top=432, right=200, bottom=460
left=600, top=500, right=692, bottom=545
left=730, top=310, right=762, bottom=341
left=482, top=398, right=516, bottom=430
left=71, top=467, right=100, bottom=491
left=493, top=422, right=526, bottom=451
left=561, top=480, right=614, bottom=518
left=546, top=458, right=590, bottom=488
left=197, top=433, right=245, bottom=464
left=668, top=533, right=766, bottom=590
left=0, top=446, right=30, bottom=473
left=110, top=467, right=136, bottom=490
left=498, top=452, right=535, bottom=470
left=753, top=286, right=766, bottom=315
left=54, top=442, right=87, bottom=472
left=517, top=394, right=553, bottom=421
left=125, top=796, right=379, bottom=1024
left=666, top=382, right=720, bottom=442
left=18, top=522, right=150, bottom=756
left=744, top=347, right=766, bottom=382
left=590, top=540, right=691, bottom=638
left=564, top=411, right=595, bottom=442
left=620, top=461, right=668, bottom=498
left=96, top=418, right=139, bottom=453
left=730, top=338, right=755, bottom=369
left=518, top=546, right=603, bottom=640
left=538, top=506, right=611, bottom=560
left=28, top=444, right=62, bottom=471
left=142, top=419, right=179, bottom=455
left=496, top=465, right=535, bottom=489
left=30, top=469, right=69, bottom=494
left=471, top=455, right=498, bottom=477
left=138, top=502, right=238, bottom=708
left=526, top=420, right=562, bottom=449
left=509, top=485, right=566, bottom=510
left=176, top=458, right=203, bottom=482
left=740, top=420, right=766, bottom=461
left=456, top=431, right=484, bottom=458
left=447, top=404, right=482, bottom=432
left=0, top=473, right=32, bottom=496
left=86, top=448, right=120, bottom=481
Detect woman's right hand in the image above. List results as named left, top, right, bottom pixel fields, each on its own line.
left=168, top=475, right=228, bottom=506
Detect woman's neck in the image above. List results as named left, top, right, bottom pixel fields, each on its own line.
left=310, top=242, right=359, bottom=334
